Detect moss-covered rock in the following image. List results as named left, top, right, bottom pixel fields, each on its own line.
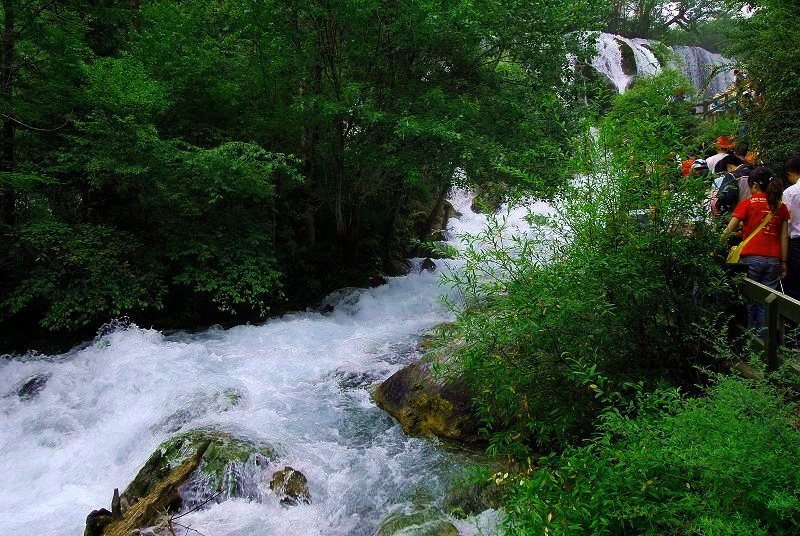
left=419, top=258, right=437, bottom=272
left=469, top=184, right=507, bottom=214
left=428, top=199, right=459, bottom=241
left=375, top=327, right=480, bottom=443
left=374, top=364, right=479, bottom=445
left=418, top=324, right=455, bottom=352
left=377, top=509, right=459, bottom=536
left=83, top=508, right=113, bottom=536
left=269, top=466, right=311, bottom=506
left=443, top=479, right=502, bottom=518
left=618, top=38, right=638, bottom=76
left=85, top=442, right=210, bottom=536
left=120, top=429, right=275, bottom=512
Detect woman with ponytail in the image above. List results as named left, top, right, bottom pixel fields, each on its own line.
left=724, top=166, right=790, bottom=331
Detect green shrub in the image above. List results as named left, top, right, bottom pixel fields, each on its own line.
left=1, top=222, right=164, bottom=330
left=440, top=73, right=726, bottom=456
left=502, top=376, right=800, bottom=535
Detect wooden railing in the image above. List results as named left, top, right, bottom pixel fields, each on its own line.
left=740, top=278, right=800, bottom=372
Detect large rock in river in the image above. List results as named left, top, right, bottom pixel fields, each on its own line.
left=269, top=466, right=311, bottom=506
left=374, top=331, right=481, bottom=443
left=120, top=428, right=277, bottom=512
left=86, top=429, right=281, bottom=535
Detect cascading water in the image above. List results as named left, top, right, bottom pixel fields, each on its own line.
left=0, top=191, right=540, bottom=535
left=592, top=33, right=632, bottom=93
left=670, top=46, right=735, bottom=99
left=591, top=32, right=734, bottom=97
left=622, top=37, right=662, bottom=79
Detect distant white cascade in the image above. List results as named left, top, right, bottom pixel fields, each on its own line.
left=670, top=45, right=735, bottom=98
left=591, top=32, right=734, bottom=97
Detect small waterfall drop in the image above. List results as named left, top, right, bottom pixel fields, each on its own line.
left=622, top=37, right=662, bottom=78
left=592, top=33, right=632, bottom=93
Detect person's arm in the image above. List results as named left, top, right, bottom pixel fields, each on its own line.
left=781, top=220, right=789, bottom=278
left=723, top=216, right=742, bottom=235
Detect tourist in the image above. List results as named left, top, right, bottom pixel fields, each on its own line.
left=713, top=154, right=748, bottom=214
left=706, top=136, right=736, bottom=174
left=782, top=156, right=800, bottom=300
left=734, top=160, right=755, bottom=205
left=681, top=150, right=697, bottom=177
left=692, top=158, right=709, bottom=179
left=723, top=166, right=789, bottom=332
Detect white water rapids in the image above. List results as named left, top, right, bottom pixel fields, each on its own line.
left=0, top=191, right=536, bottom=535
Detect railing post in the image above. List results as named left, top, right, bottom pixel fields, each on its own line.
left=764, top=293, right=779, bottom=372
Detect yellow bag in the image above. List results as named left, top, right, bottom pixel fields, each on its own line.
left=726, top=202, right=781, bottom=264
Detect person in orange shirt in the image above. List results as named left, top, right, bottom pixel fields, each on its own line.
left=681, top=150, right=697, bottom=177
left=706, top=136, right=736, bottom=174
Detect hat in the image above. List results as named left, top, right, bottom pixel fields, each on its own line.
left=716, top=136, right=735, bottom=149
left=692, top=159, right=708, bottom=169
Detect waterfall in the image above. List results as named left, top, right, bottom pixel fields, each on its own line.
left=670, top=46, right=735, bottom=99
left=590, top=32, right=734, bottom=97
left=621, top=37, right=662, bottom=78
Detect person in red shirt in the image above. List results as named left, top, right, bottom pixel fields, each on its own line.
left=724, top=166, right=789, bottom=332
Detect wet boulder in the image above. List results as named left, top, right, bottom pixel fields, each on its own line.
left=443, top=479, right=502, bottom=518
left=418, top=324, right=455, bottom=352
left=370, top=274, right=389, bottom=287
left=374, top=331, right=480, bottom=443
left=419, top=258, right=437, bottom=272
left=16, top=373, right=50, bottom=401
left=269, top=466, right=311, bottom=506
left=102, top=442, right=210, bottom=536
left=120, top=429, right=276, bottom=513
left=374, top=363, right=479, bottom=443
left=83, top=508, right=113, bottom=536
left=377, top=508, right=459, bottom=536
left=428, top=199, right=459, bottom=241
left=85, top=430, right=279, bottom=535
left=387, top=256, right=412, bottom=276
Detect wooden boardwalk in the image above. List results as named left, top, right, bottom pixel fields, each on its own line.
left=737, top=278, right=800, bottom=374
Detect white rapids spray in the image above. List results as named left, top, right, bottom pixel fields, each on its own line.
left=0, top=191, right=549, bottom=535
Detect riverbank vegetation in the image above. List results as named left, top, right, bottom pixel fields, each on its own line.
left=437, top=0, right=800, bottom=533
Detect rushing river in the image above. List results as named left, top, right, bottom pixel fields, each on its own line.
left=0, top=190, right=535, bottom=535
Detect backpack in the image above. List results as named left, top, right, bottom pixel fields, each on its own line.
left=716, top=172, right=739, bottom=213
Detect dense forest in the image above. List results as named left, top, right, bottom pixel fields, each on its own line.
left=4, top=0, right=800, bottom=534
left=0, top=0, right=601, bottom=351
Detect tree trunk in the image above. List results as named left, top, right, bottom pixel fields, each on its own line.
left=422, top=184, right=451, bottom=240
left=333, top=116, right=346, bottom=243
left=382, top=175, right=404, bottom=263
left=1, top=0, right=15, bottom=225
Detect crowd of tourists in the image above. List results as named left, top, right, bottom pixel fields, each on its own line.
left=681, top=136, right=800, bottom=331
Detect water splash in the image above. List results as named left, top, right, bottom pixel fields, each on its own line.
left=592, top=33, right=632, bottom=93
